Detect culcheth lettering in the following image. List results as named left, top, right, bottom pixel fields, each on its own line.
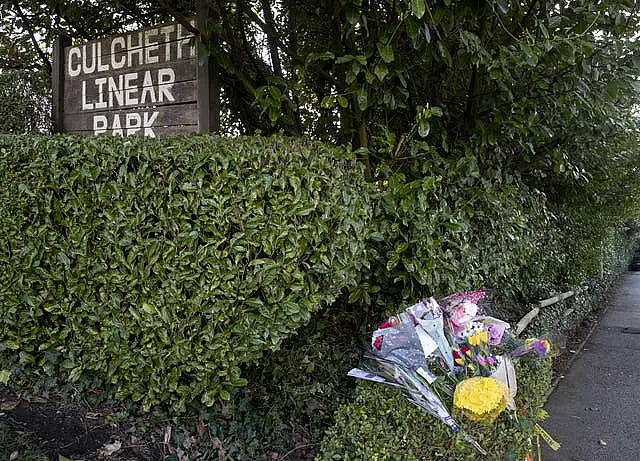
left=67, top=23, right=195, bottom=77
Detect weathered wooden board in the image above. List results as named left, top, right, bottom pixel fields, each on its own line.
left=59, top=20, right=200, bottom=137
left=66, top=124, right=199, bottom=138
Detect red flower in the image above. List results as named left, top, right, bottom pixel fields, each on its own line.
left=373, top=335, right=383, bottom=350
left=460, top=346, right=470, bottom=355
left=378, top=320, right=393, bottom=329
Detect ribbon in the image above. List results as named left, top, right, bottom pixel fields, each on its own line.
left=535, top=424, right=560, bottom=451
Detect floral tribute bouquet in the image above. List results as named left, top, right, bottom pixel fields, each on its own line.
left=348, top=290, right=554, bottom=455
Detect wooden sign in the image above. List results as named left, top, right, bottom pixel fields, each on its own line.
left=52, top=19, right=218, bottom=137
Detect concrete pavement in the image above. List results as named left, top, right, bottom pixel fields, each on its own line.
left=541, top=271, right=640, bottom=461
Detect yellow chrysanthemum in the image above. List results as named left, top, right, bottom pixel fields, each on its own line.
left=453, top=377, right=508, bottom=424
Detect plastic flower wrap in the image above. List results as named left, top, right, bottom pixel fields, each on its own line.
left=348, top=290, right=557, bottom=456
left=511, top=337, right=553, bottom=357
left=439, top=291, right=509, bottom=349
left=477, top=316, right=509, bottom=346
left=348, top=299, right=487, bottom=454
left=439, top=290, right=489, bottom=338
left=489, top=355, right=517, bottom=409
left=406, top=298, right=455, bottom=370
left=453, top=377, right=509, bottom=424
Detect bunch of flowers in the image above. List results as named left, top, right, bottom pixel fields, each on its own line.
left=453, top=376, right=509, bottom=424
left=348, top=290, right=553, bottom=454
left=511, top=337, right=554, bottom=358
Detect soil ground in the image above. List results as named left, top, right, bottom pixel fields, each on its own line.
left=0, top=394, right=165, bottom=460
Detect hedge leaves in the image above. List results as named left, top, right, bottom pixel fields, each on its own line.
left=0, top=134, right=372, bottom=412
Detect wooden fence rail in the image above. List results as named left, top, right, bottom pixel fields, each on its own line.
left=515, top=290, right=576, bottom=335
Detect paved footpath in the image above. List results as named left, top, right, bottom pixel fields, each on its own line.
left=541, top=271, right=640, bottom=461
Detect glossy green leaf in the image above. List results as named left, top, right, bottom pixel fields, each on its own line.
left=411, top=0, right=426, bottom=19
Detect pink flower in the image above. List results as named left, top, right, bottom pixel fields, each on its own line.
left=451, top=300, right=478, bottom=325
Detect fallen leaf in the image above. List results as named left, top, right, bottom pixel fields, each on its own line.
left=97, top=440, right=122, bottom=458
left=211, top=436, right=227, bottom=461
left=0, top=400, right=19, bottom=411
left=305, top=399, right=324, bottom=414
left=196, top=419, right=206, bottom=439
left=9, top=451, right=18, bottom=461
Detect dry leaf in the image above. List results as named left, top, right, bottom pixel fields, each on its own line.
left=0, top=400, right=19, bottom=411
left=97, top=440, right=122, bottom=458
left=211, top=436, right=227, bottom=461
left=196, top=419, right=206, bottom=439
left=164, top=425, right=172, bottom=445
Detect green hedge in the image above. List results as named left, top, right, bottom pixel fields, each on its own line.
left=317, top=359, right=552, bottom=461
left=0, top=134, right=372, bottom=412
left=315, top=139, right=640, bottom=461
left=348, top=153, right=553, bottom=315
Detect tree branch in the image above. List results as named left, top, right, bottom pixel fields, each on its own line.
left=12, top=1, right=51, bottom=73
left=242, top=6, right=346, bottom=90
left=260, top=0, right=283, bottom=77
left=158, top=0, right=201, bottom=37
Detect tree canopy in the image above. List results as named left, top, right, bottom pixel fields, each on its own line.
left=2, top=0, right=639, bottom=182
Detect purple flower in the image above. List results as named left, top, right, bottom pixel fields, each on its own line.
left=532, top=340, right=550, bottom=356
left=481, top=317, right=509, bottom=346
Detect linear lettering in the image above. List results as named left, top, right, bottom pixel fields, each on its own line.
left=82, top=81, right=94, bottom=110
left=108, top=75, right=124, bottom=107
left=158, top=68, right=175, bottom=102
left=94, top=77, right=108, bottom=109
